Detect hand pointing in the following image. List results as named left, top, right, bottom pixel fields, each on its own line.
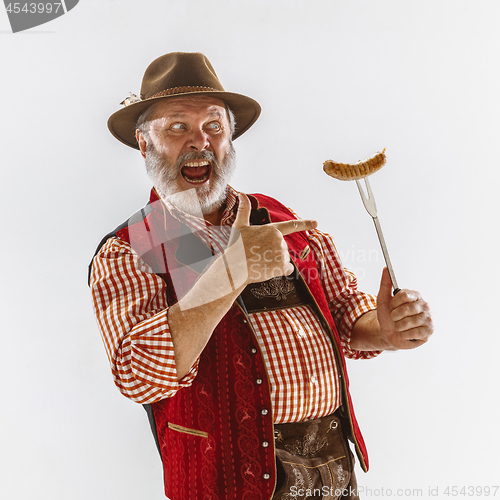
left=228, top=193, right=317, bottom=284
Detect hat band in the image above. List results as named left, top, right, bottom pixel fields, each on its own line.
left=149, top=86, right=220, bottom=99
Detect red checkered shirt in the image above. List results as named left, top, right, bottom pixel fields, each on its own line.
left=90, top=187, right=379, bottom=424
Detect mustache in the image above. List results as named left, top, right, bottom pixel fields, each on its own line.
left=145, top=145, right=220, bottom=180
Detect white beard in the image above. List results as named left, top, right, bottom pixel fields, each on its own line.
left=144, top=142, right=236, bottom=217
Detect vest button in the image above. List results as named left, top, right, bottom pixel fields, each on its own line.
left=251, top=348, right=257, bottom=354
left=262, top=441, right=269, bottom=448
left=261, top=409, right=268, bottom=415
left=256, top=379, right=263, bottom=385
left=263, top=473, right=270, bottom=480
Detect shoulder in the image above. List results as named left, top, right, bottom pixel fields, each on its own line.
left=88, top=202, right=153, bottom=285
left=249, top=192, right=289, bottom=209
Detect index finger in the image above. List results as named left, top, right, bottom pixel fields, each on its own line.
left=273, top=219, right=318, bottom=236
left=390, top=289, right=422, bottom=308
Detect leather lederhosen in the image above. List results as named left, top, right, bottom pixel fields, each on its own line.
left=273, top=410, right=359, bottom=500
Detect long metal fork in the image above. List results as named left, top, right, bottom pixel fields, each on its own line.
left=356, top=178, right=400, bottom=295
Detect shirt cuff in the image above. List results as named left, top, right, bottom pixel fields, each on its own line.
left=334, top=291, right=382, bottom=360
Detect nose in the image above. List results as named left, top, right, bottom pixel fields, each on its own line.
left=188, top=128, right=210, bottom=151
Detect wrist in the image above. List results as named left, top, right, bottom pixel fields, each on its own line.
left=351, top=310, right=393, bottom=351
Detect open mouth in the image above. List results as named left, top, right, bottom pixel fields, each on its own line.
left=181, top=161, right=211, bottom=185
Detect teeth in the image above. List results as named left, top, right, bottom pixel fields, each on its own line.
left=182, top=173, right=209, bottom=183
left=183, top=161, right=210, bottom=167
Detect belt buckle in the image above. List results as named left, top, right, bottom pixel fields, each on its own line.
left=274, top=429, right=283, bottom=442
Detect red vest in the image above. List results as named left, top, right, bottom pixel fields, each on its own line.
left=105, top=190, right=369, bottom=499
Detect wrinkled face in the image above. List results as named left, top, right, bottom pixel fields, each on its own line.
left=136, top=96, right=236, bottom=217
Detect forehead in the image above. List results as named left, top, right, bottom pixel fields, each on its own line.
left=150, top=95, right=228, bottom=121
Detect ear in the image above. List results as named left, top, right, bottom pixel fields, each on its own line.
left=136, top=129, right=148, bottom=158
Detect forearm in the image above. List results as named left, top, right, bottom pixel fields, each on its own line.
left=350, top=310, right=394, bottom=351
left=352, top=268, right=434, bottom=351
left=168, top=250, right=247, bottom=379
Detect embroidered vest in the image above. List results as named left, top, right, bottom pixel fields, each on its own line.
left=90, top=190, right=369, bottom=500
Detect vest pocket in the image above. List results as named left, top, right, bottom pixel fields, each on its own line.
left=167, top=422, right=208, bottom=438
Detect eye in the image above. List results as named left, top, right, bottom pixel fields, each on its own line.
left=170, top=123, right=186, bottom=131
left=206, top=121, right=222, bottom=132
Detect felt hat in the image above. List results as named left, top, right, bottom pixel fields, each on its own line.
left=107, top=52, right=261, bottom=149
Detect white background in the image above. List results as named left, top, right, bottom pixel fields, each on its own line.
left=1, top=1, right=499, bottom=499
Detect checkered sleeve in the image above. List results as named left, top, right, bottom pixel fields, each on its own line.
left=307, top=228, right=381, bottom=360
left=90, top=236, right=199, bottom=404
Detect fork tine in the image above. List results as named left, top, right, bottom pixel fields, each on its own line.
left=364, top=177, right=375, bottom=204
left=355, top=179, right=367, bottom=205
left=356, top=178, right=378, bottom=218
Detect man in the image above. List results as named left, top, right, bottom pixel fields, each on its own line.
left=89, top=52, right=433, bottom=500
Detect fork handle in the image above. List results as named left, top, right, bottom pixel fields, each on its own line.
left=372, top=216, right=400, bottom=293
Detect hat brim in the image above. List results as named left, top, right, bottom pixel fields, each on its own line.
left=107, top=91, right=261, bottom=149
